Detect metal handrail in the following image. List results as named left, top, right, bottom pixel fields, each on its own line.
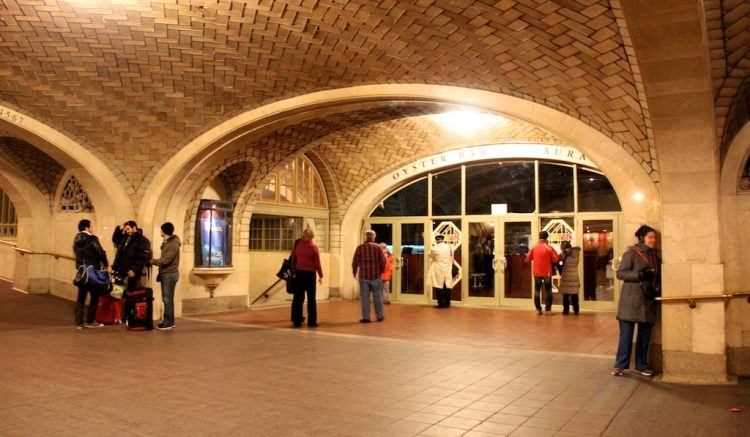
left=657, top=292, right=750, bottom=308
left=0, top=239, right=17, bottom=247
left=13, top=247, right=75, bottom=261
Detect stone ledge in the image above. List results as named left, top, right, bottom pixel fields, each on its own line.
left=662, top=350, right=734, bottom=385
left=182, top=295, right=249, bottom=315
left=727, top=347, right=750, bottom=376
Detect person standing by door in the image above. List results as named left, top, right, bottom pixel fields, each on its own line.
left=428, top=234, right=454, bottom=309
left=527, top=231, right=559, bottom=315
left=352, top=230, right=386, bottom=323
left=559, top=240, right=581, bottom=315
left=380, top=243, right=394, bottom=305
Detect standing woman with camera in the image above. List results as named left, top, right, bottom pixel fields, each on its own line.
left=612, top=225, right=661, bottom=377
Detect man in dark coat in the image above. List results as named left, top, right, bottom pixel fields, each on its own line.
left=112, top=220, right=151, bottom=291
left=73, top=219, right=109, bottom=329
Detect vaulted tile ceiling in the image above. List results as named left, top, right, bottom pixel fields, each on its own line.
left=0, top=0, right=651, bottom=194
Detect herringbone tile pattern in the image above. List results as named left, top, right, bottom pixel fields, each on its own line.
left=0, top=0, right=652, bottom=197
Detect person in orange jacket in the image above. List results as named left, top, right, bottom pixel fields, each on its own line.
left=527, top=231, right=560, bottom=315
left=380, top=243, right=394, bottom=305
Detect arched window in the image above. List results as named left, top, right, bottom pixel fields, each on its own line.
left=0, top=189, right=17, bottom=238
left=260, top=156, right=328, bottom=208
left=59, top=176, right=94, bottom=212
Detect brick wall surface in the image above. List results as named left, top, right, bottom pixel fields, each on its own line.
left=0, top=0, right=654, bottom=200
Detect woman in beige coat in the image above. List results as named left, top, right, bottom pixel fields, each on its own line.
left=427, top=235, right=454, bottom=308
left=558, top=241, right=581, bottom=315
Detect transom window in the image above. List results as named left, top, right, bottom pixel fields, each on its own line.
left=260, top=156, right=327, bottom=208
left=249, top=215, right=303, bottom=251
left=370, top=160, right=621, bottom=217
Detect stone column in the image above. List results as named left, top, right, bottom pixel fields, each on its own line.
left=621, top=0, right=729, bottom=383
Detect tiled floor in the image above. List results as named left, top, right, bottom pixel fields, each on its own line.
left=197, top=300, right=618, bottom=355
left=1, top=282, right=748, bottom=436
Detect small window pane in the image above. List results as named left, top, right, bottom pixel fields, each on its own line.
left=278, top=162, right=294, bottom=203
left=261, top=175, right=277, bottom=201
left=296, top=158, right=310, bottom=205
left=370, top=178, right=428, bottom=217
left=577, top=168, right=621, bottom=212
left=431, top=168, right=462, bottom=216
left=539, top=163, right=574, bottom=213
left=313, top=177, right=327, bottom=208
left=466, top=162, right=535, bottom=214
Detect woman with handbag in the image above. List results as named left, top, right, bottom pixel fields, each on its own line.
left=290, top=228, right=323, bottom=328
left=612, top=225, right=661, bottom=377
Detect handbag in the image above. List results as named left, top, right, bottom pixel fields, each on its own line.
left=277, top=239, right=301, bottom=294
left=630, top=245, right=661, bottom=300
left=86, top=265, right=111, bottom=287
left=73, top=264, right=88, bottom=286
left=110, top=277, right=127, bottom=300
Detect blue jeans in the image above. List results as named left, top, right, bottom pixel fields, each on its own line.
left=614, top=320, right=653, bottom=370
left=534, top=276, right=553, bottom=311
left=160, top=273, right=178, bottom=326
left=359, top=279, right=384, bottom=321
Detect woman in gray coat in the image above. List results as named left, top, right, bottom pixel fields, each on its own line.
left=558, top=241, right=581, bottom=315
left=612, top=225, right=660, bottom=377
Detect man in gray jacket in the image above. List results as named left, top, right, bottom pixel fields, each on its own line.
left=150, top=222, right=181, bottom=330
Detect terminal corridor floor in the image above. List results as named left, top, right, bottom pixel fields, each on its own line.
left=198, top=300, right=618, bottom=355
left=1, top=283, right=748, bottom=437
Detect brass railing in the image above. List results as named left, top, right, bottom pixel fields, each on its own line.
left=12, top=246, right=75, bottom=261
left=657, top=292, right=750, bottom=308
left=0, top=239, right=17, bottom=247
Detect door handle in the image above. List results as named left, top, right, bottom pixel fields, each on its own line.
left=395, top=258, right=403, bottom=269
left=492, top=257, right=498, bottom=271
left=493, top=256, right=507, bottom=272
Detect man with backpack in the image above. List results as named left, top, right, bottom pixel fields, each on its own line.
left=112, top=220, right=151, bottom=291
left=73, top=219, right=109, bottom=329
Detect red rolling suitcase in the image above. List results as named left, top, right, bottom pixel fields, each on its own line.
left=95, top=295, right=123, bottom=325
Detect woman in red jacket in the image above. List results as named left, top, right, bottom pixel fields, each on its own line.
left=291, top=228, right=323, bottom=328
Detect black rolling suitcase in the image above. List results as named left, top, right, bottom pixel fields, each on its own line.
left=124, top=270, right=154, bottom=331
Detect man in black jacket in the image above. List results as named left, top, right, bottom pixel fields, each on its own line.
left=112, top=220, right=151, bottom=291
left=73, top=219, right=109, bottom=329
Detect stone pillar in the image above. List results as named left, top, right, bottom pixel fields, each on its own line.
left=621, top=0, right=729, bottom=383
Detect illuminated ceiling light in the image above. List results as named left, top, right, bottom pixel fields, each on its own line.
left=430, top=110, right=505, bottom=134
left=633, top=192, right=645, bottom=202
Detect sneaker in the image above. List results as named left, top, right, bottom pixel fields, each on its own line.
left=612, top=368, right=624, bottom=376
left=156, top=324, right=174, bottom=331
left=376, top=317, right=385, bottom=322
left=536, top=310, right=542, bottom=315
left=635, top=369, right=654, bottom=377
left=85, top=322, right=104, bottom=329
left=359, top=319, right=371, bottom=323
left=75, top=324, right=84, bottom=330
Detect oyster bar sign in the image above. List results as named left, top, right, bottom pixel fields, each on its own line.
left=391, top=143, right=596, bottom=180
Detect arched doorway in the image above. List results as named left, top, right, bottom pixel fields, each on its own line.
left=362, top=143, right=622, bottom=311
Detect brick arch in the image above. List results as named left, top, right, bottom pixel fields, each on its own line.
left=181, top=156, right=260, bottom=250
left=0, top=104, right=134, bottom=226
left=142, top=85, right=659, bottom=249
left=0, top=136, right=65, bottom=206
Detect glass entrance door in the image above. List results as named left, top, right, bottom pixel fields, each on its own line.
left=498, top=220, right=534, bottom=306
left=365, top=220, right=427, bottom=302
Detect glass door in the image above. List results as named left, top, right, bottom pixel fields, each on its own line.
left=397, top=222, right=426, bottom=301
left=498, top=220, right=535, bottom=306
left=364, top=220, right=428, bottom=303
left=578, top=215, right=619, bottom=311
left=465, top=220, right=497, bottom=304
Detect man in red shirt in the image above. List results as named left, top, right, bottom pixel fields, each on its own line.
left=352, top=230, right=386, bottom=323
left=527, top=231, right=560, bottom=315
